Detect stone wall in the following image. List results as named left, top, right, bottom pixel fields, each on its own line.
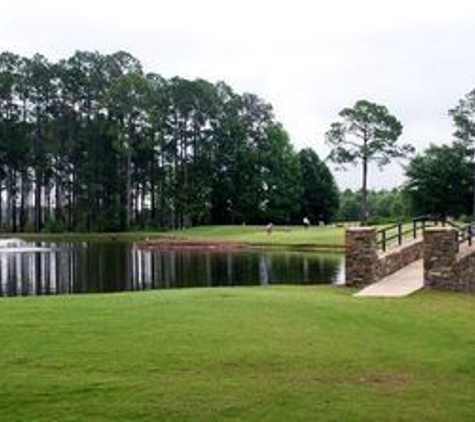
left=453, top=250, right=475, bottom=293
left=424, top=227, right=475, bottom=292
left=345, top=228, right=423, bottom=287
left=347, top=226, right=475, bottom=292
left=345, top=228, right=379, bottom=287
left=423, top=227, right=458, bottom=290
left=377, top=239, right=423, bottom=280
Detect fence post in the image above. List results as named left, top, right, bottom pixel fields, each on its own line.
left=397, top=222, right=402, bottom=245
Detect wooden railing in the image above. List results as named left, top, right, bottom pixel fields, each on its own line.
left=437, top=219, right=475, bottom=246
left=377, top=215, right=443, bottom=252
left=377, top=215, right=475, bottom=252
left=456, top=222, right=475, bottom=246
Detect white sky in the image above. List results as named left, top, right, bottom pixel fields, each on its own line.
left=3, top=0, right=475, bottom=189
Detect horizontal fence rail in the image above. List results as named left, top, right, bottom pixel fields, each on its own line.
left=377, top=215, right=442, bottom=252
left=377, top=215, right=475, bottom=252
left=430, top=218, right=475, bottom=247
left=457, top=222, right=475, bottom=247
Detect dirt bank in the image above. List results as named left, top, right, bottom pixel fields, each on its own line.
left=138, top=239, right=250, bottom=251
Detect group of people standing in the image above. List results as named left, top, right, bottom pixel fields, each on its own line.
left=266, top=217, right=311, bottom=235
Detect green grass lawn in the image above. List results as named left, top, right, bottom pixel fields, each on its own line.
left=1, top=287, right=475, bottom=421
left=166, top=225, right=345, bottom=246
left=0, top=221, right=458, bottom=248
left=2, top=225, right=346, bottom=247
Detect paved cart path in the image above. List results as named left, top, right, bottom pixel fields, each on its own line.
left=355, top=260, right=424, bottom=298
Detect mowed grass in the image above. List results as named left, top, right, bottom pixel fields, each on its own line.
left=1, top=287, right=475, bottom=421
left=6, top=222, right=444, bottom=247
left=2, top=225, right=345, bottom=246
left=167, top=225, right=345, bottom=246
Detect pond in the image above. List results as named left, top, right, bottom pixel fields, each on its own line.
left=0, top=240, right=344, bottom=297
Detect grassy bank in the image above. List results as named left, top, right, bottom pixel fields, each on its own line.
left=1, top=225, right=346, bottom=248
left=0, top=231, right=167, bottom=243
left=1, top=287, right=475, bottom=421
left=165, top=225, right=345, bottom=247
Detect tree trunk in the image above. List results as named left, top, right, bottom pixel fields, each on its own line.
left=472, top=161, right=475, bottom=221
left=68, top=177, right=74, bottom=231
left=45, top=184, right=51, bottom=228
left=19, top=172, right=27, bottom=232
left=151, top=172, right=156, bottom=227
left=5, top=177, right=11, bottom=232
left=34, top=114, right=43, bottom=232
left=140, top=184, right=146, bottom=229
left=126, top=150, right=132, bottom=229
left=55, top=166, right=63, bottom=228
left=360, top=156, right=368, bottom=226
left=10, top=171, right=17, bottom=233
left=0, top=177, right=3, bottom=232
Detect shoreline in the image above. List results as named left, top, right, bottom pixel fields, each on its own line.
left=0, top=226, right=346, bottom=251
left=138, top=238, right=346, bottom=252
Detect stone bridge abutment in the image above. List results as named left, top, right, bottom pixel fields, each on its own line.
left=345, top=226, right=475, bottom=293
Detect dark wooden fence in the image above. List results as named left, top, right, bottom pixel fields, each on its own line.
left=377, top=215, right=475, bottom=252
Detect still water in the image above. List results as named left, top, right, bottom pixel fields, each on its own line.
left=0, top=240, right=344, bottom=297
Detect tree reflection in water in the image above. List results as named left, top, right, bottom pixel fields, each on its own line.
left=0, top=242, right=343, bottom=297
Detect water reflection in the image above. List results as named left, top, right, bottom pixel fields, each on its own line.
left=0, top=242, right=344, bottom=297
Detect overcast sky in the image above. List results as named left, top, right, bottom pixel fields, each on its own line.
left=3, top=0, right=475, bottom=189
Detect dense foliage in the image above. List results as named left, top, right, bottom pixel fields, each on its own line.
left=449, top=89, right=475, bottom=217
left=405, top=143, right=473, bottom=218
left=0, top=50, right=339, bottom=232
left=299, top=149, right=339, bottom=224
left=337, top=188, right=410, bottom=223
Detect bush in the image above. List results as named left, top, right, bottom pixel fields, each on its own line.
left=43, top=220, right=67, bottom=233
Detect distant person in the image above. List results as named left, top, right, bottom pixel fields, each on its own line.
left=303, top=217, right=310, bottom=229
left=266, top=222, right=273, bottom=235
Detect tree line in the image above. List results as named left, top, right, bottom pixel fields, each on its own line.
left=337, top=189, right=410, bottom=223
left=339, top=143, right=474, bottom=223
left=326, top=92, right=475, bottom=224
left=3, top=49, right=473, bottom=232
left=0, top=50, right=339, bottom=232
left=336, top=144, right=475, bottom=223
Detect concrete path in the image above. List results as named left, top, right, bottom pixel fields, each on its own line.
left=355, top=260, right=424, bottom=298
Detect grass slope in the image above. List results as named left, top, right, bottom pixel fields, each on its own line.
left=2, top=225, right=346, bottom=247
left=166, top=225, right=345, bottom=246
left=1, top=287, right=475, bottom=421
